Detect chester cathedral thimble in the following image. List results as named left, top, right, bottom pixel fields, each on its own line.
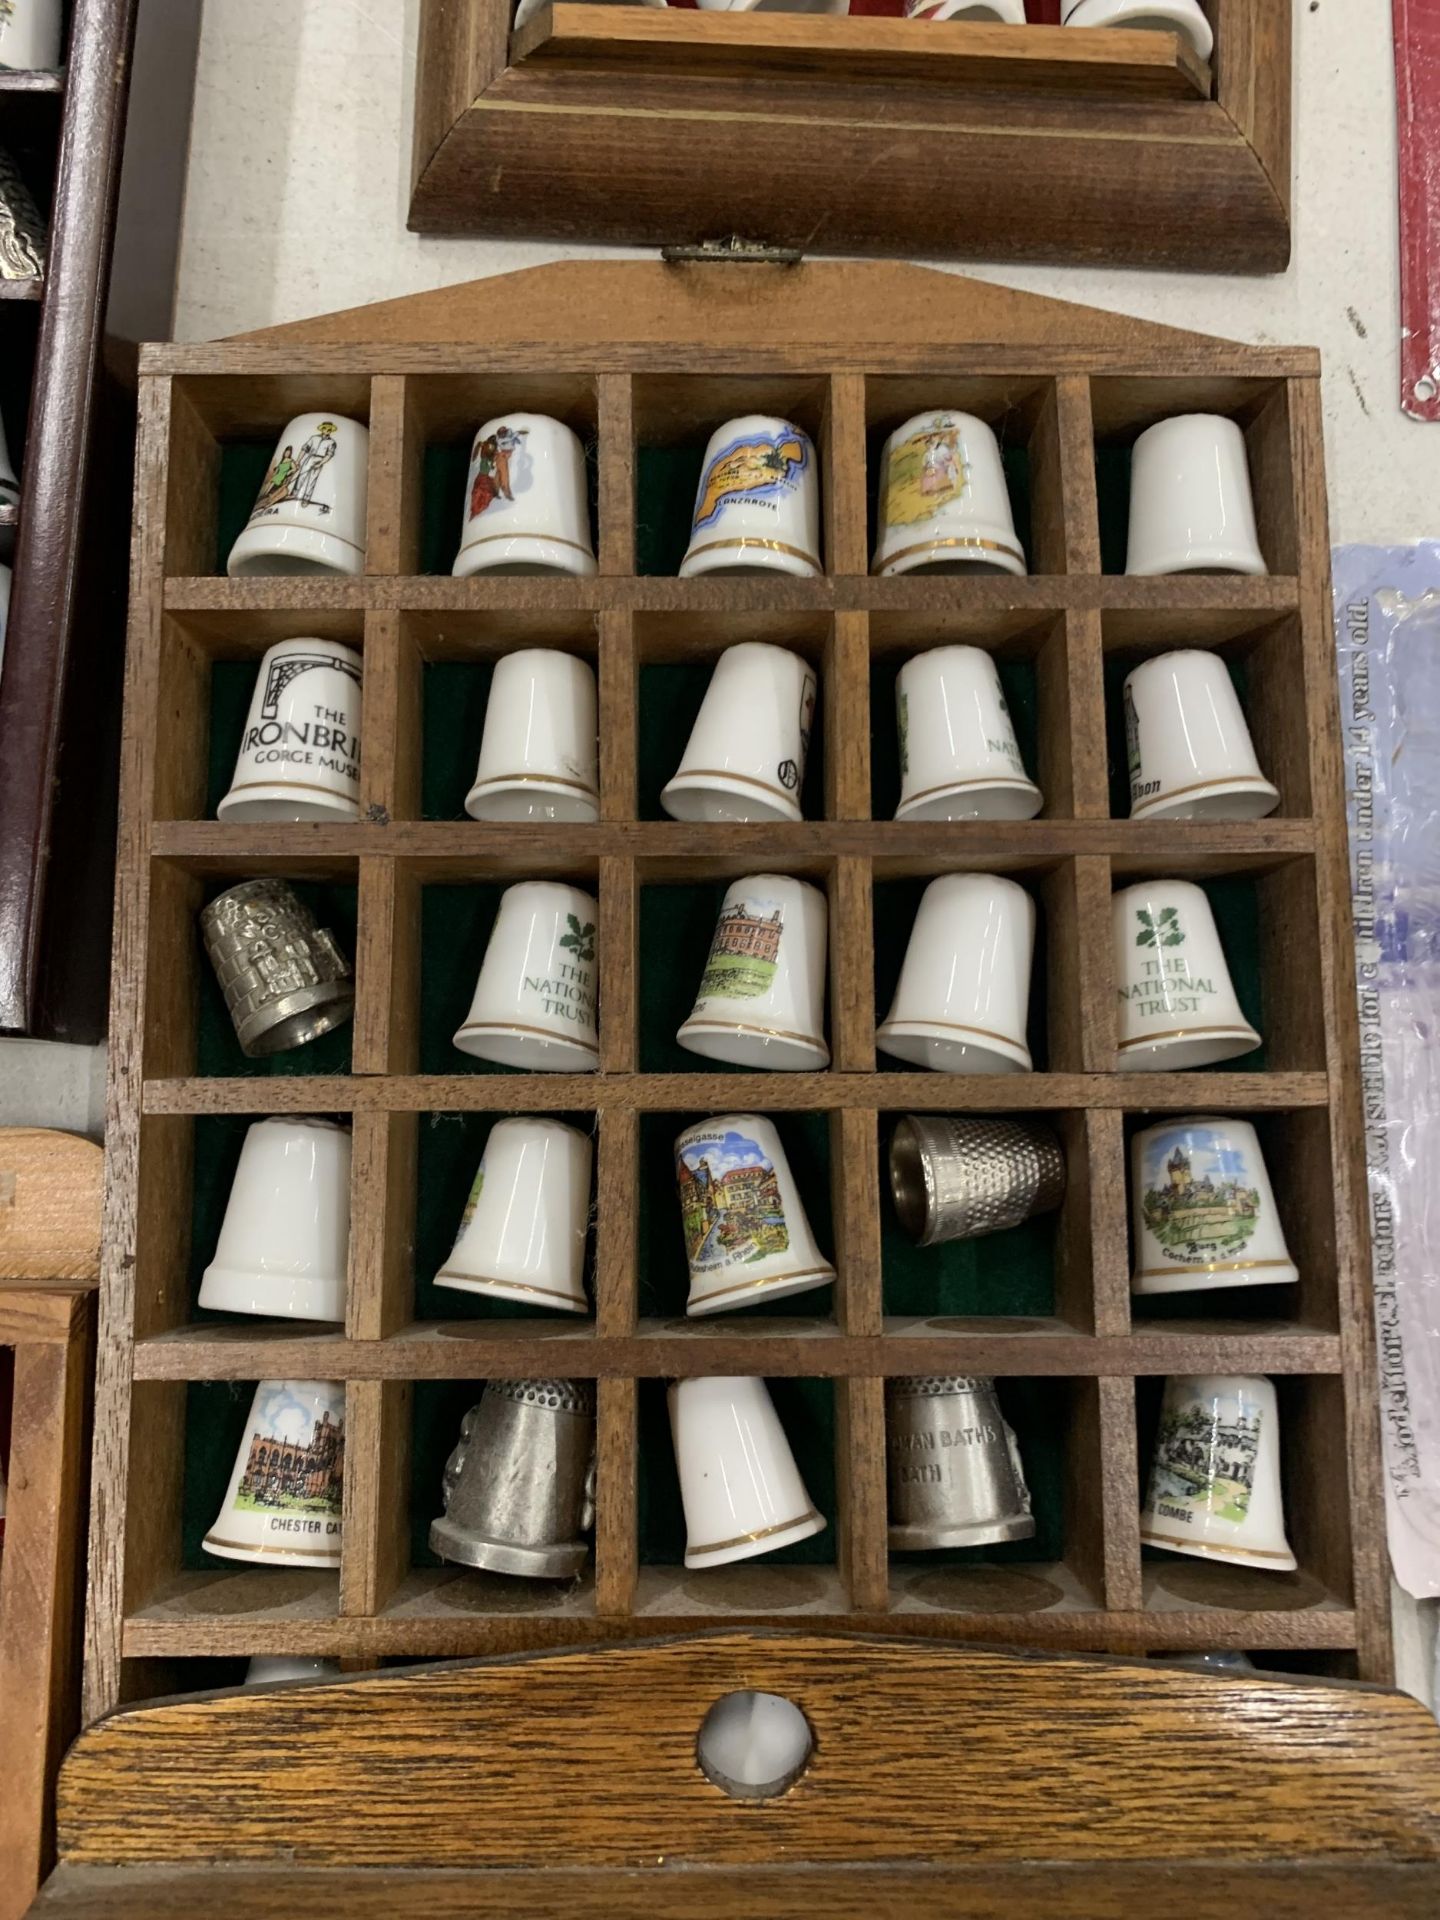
left=889, top=1116, right=1065, bottom=1247
left=200, top=879, right=355, bottom=1058
left=429, top=1379, right=596, bottom=1580
left=885, top=1376, right=1035, bottom=1551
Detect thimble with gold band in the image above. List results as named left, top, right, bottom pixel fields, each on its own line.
left=200, top=878, right=354, bottom=1058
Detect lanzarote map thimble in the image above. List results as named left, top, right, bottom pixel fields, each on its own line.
left=889, top=1115, right=1066, bottom=1247
left=200, top=879, right=354, bottom=1058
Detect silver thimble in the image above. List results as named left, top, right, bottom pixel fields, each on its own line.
left=200, top=879, right=354, bottom=1058
left=430, top=1378, right=596, bottom=1579
left=886, top=1375, right=1035, bottom=1551
left=889, top=1115, right=1065, bottom=1247
left=0, top=146, right=46, bottom=279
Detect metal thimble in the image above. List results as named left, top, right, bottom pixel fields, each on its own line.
left=887, top=1376, right=1035, bottom=1550
left=0, top=146, right=46, bottom=279
left=889, top=1115, right=1065, bottom=1247
left=200, top=879, right=355, bottom=1058
left=430, top=1378, right=596, bottom=1580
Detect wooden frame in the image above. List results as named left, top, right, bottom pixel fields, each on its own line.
left=85, top=260, right=1386, bottom=1725
left=408, top=1, right=1291, bottom=274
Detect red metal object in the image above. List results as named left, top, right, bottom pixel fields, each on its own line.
left=1395, top=0, right=1440, bottom=420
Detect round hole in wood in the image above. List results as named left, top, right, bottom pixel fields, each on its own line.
left=696, top=1690, right=813, bottom=1802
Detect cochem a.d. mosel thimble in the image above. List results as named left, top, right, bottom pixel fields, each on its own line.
left=889, top=1115, right=1066, bottom=1247
left=886, top=1375, right=1035, bottom=1551
left=429, top=1378, right=596, bottom=1579
left=200, top=879, right=355, bottom=1059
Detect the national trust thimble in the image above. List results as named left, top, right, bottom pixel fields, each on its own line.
left=429, top=1378, right=596, bottom=1579
left=889, top=1116, right=1065, bottom=1247
left=200, top=879, right=355, bottom=1058
left=885, top=1376, right=1035, bottom=1551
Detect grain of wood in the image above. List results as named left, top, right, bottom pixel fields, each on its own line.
left=0, top=1132, right=104, bottom=1281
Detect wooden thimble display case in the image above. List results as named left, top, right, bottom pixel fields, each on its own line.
left=86, top=262, right=1388, bottom=1721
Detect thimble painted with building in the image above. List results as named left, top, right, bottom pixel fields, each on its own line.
left=889, top=1115, right=1065, bottom=1248
left=872, top=411, right=1026, bottom=579
left=1113, top=880, right=1260, bottom=1070
left=430, top=1379, right=596, bottom=1578
left=679, top=415, right=822, bottom=580
left=669, top=1376, right=826, bottom=1569
left=245, top=1656, right=342, bottom=1686
left=886, top=1376, right=1035, bottom=1550
left=1125, top=414, right=1265, bottom=577
left=675, top=1113, right=835, bottom=1317
left=678, top=874, right=829, bottom=1070
left=1131, top=1116, right=1297, bottom=1296
left=907, top=0, right=1024, bottom=16
left=452, top=880, right=599, bottom=1071
left=895, top=645, right=1043, bottom=821
left=878, top=872, right=1036, bottom=1074
left=453, top=412, right=596, bottom=579
left=199, top=1117, right=351, bottom=1322
left=0, top=145, right=46, bottom=277
left=217, top=637, right=363, bottom=823
left=465, top=648, right=598, bottom=823
left=1124, top=649, right=1278, bottom=822
left=226, top=414, right=369, bottom=578
left=1062, top=0, right=1213, bottom=59
left=435, top=1117, right=593, bottom=1313
left=1140, top=1374, right=1296, bottom=1572
left=663, top=642, right=817, bottom=824
left=0, top=0, right=64, bottom=69
left=0, top=404, right=18, bottom=508
left=200, top=879, right=355, bottom=1058
left=203, top=1379, right=346, bottom=1568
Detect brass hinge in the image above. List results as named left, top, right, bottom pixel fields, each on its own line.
left=661, top=235, right=803, bottom=266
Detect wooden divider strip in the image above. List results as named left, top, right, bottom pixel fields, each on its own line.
left=594, top=1376, right=638, bottom=1615
left=1062, top=607, right=1111, bottom=820
left=342, top=1379, right=412, bottom=1619
left=347, top=1110, right=417, bottom=1342
left=1053, top=374, right=1102, bottom=575
left=825, top=610, right=870, bottom=822
left=598, top=852, right=637, bottom=1074
left=834, top=1107, right=882, bottom=1338
left=365, top=375, right=424, bottom=578
left=1084, top=1108, right=1132, bottom=1340
left=597, top=609, right=638, bottom=821
left=1072, top=854, right=1118, bottom=1073
left=823, top=372, right=869, bottom=577
left=597, top=374, right=635, bottom=576
left=829, top=856, right=875, bottom=1073
left=594, top=1106, right=638, bottom=1338
left=836, top=1374, right=890, bottom=1613
left=353, top=857, right=420, bottom=1076
left=1095, top=1375, right=1143, bottom=1612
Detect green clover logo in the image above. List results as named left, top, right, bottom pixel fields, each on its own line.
left=559, top=912, right=596, bottom=964
left=1136, top=907, right=1184, bottom=950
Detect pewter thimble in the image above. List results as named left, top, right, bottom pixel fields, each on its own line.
left=200, top=879, right=355, bottom=1058
left=0, top=146, right=46, bottom=279
left=429, top=1378, right=596, bottom=1580
left=886, top=1375, right=1035, bottom=1551
left=889, top=1115, right=1065, bottom=1247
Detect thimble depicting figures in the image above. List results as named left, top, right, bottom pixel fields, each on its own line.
left=1062, top=0, right=1213, bottom=60
left=436, top=1117, right=593, bottom=1314
left=894, top=645, right=1042, bottom=822
left=1113, top=880, right=1260, bottom=1070
left=1125, top=415, right=1266, bottom=577
left=886, top=1376, right=1035, bottom=1551
left=663, top=642, right=817, bottom=824
left=453, top=880, right=599, bottom=1071
left=675, top=1113, right=835, bottom=1317
left=430, top=1379, right=596, bottom=1579
left=203, top=1379, right=346, bottom=1568
left=453, top=412, right=596, bottom=579
left=669, top=1376, right=826, bottom=1569
left=1124, top=649, right=1278, bottom=823
left=872, top=410, right=1026, bottom=579
left=878, top=872, right=1036, bottom=1074
left=0, top=0, right=65, bottom=70
left=465, top=649, right=599, bottom=823
left=200, top=1117, right=351, bottom=1322
left=1131, top=1116, right=1297, bottom=1296
left=200, top=879, right=355, bottom=1058
left=1140, top=1374, right=1296, bottom=1572
left=890, top=1115, right=1065, bottom=1248
left=218, top=637, right=363, bottom=823
left=0, top=145, right=46, bottom=278
left=227, top=413, right=369, bottom=578
left=679, top=415, right=822, bottom=580
left=678, top=873, right=829, bottom=1070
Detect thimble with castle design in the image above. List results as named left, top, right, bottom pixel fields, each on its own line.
left=200, top=879, right=354, bottom=1059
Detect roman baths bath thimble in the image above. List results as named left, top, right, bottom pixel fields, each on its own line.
left=894, top=645, right=1043, bottom=822
left=878, top=872, right=1036, bottom=1073
left=674, top=1113, right=835, bottom=1317
left=452, top=880, right=599, bottom=1071
left=677, top=873, right=829, bottom=1070
left=889, top=1115, right=1066, bottom=1247
left=203, top=1379, right=346, bottom=1568
left=199, top=1117, right=351, bottom=1322
left=872, top=410, right=1026, bottom=579
left=1140, top=1374, right=1296, bottom=1572
left=678, top=414, right=822, bottom=579
left=662, top=641, right=817, bottom=824
left=200, top=879, right=355, bottom=1058
left=465, top=648, right=599, bottom=823
left=669, top=1376, right=827, bottom=1569
left=226, top=413, right=370, bottom=578
left=1112, top=879, right=1261, bottom=1070
left=1125, top=414, right=1266, bottom=576
left=453, top=412, right=596, bottom=578
left=430, top=1379, right=596, bottom=1579
left=217, top=636, right=363, bottom=823
left=0, top=0, right=65, bottom=70
left=885, top=1376, right=1035, bottom=1551
left=1131, top=1116, right=1297, bottom=1296
left=1062, top=0, right=1213, bottom=61
left=435, top=1117, right=593, bottom=1314
left=1123, top=648, right=1279, bottom=822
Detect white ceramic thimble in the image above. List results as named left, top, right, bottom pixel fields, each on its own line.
left=674, top=1113, right=835, bottom=1316
left=906, top=0, right=1025, bottom=17
left=668, top=1376, right=827, bottom=1567
left=1124, top=650, right=1278, bottom=822
left=1113, top=880, right=1261, bottom=1070
left=1062, top=0, right=1213, bottom=60
left=245, top=1656, right=341, bottom=1685
left=678, top=414, right=822, bottom=579
left=872, top=411, right=1026, bottom=579
left=452, top=412, right=596, bottom=579
left=662, top=642, right=817, bottom=824
left=464, top=649, right=598, bottom=823
left=226, top=414, right=369, bottom=578
left=217, top=637, right=363, bottom=824
left=895, top=646, right=1042, bottom=821
left=515, top=0, right=665, bottom=23
left=453, top=880, right=599, bottom=1071
left=1131, top=1116, right=1298, bottom=1296
left=878, top=873, right=1036, bottom=1074
left=199, top=1117, right=351, bottom=1323
left=1140, top=1374, right=1296, bottom=1572
left=0, top=404, right=18, bottom=506
left=0, top=0, right=64, bottom=70
left=1125, top=415, right=1266, bottom=576
left=678, top=874, right=829, bottom=1070
left=203, top=1379, right=346, bottom=1568
left=435, top=1116, right=593, bottom=1313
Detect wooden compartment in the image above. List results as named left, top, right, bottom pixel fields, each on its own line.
left=87, top=260, right=1386, bottom=1719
